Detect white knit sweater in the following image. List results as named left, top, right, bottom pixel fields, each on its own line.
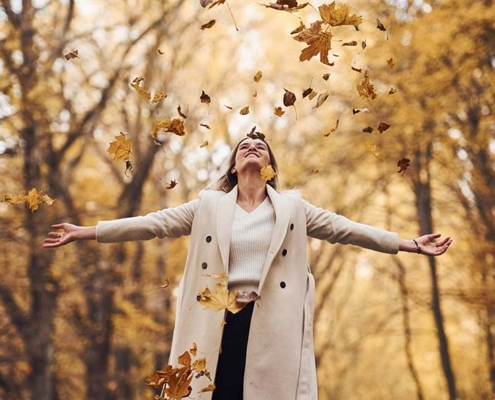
left=228, top=197, right=275, bottom=293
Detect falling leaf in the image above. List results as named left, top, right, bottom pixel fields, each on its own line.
left=107, top=132, right=133, bottom=161
left=201, top=20, right=216, bottom=30
left=397, top=158, right=410, bottom=174
left=200, top=141, right=209, bottom=148
left=254, top=70, right=263, bottom=82
left=4, top=189, right=55, bottom=212
left=361, top=40, right=367, bottom=50
left=157, top=49, right=164, bottom=55
left=253, top=90, right=257, bottom=97
left=64, top=50, right=79, bottom=60
left=365, top=139, right=382, bottom=159
left=197, top=283, right=247, bottom=314
left=224, top=105, right=233, bottom=110
left=342, top=40, right=358, bottom=46
left=377, top=19, right=387, bottom=31
left=377, top=122, right=391, bottom=133
left=166, top=180, right=178, bottom=189
left=200, top=123, right=211, bottom=130
left=357, top=73, right=377, bottom=100
left=322, top=73, right=330, bottom=81
left=290, top=21, right=306, bottom=35
left=313, top=92, right=329, bottom=109
left=260, top=165, right=277, bottom=181
left=274, top=106, right=285, bottom=117
left=387, top=58, right=395, bottom=69
left=323, top=119, right=339, bottom=136
left=125, top=160, right=134, bottom=177
left=247, top=128, right=265, bottom=140
left=352, top=107, right=370, bottom=114
left=200, top=0, right=214, bottom=7
left=178, top=105, right=188, bottom=119
left=151, top=90, right=167, bottom=105
left=2, top=192, right=26, bottom=205
left=362, top=126, right=374, bottom=133
left=190, top=343, right=198, bottom=357
left=200, top=90, right=211, bottom=105
left=150, top=118, right=185, bottom=138
left=319, top=3, right=362, bottom=28
left=351, top=66, right=362, bottom=73
left=308, top=91, right=318, bottom=100
left=389, top=87, right=397, bottom=94
left=239, top=106, right=250, bottom=115
left=302, top=87, right=313, bottom=97
left=283, top=88, right=296, bottom=107
left=130, top=76, right=151, bottom=101
left=264, top=1, right=309, bottom=11
left=311, top=168, right=319, bottom=174
left=293, top=21, right=333, bottom=65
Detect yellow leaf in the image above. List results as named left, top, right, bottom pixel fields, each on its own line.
left=150, top=118, right=185, bottom=139
left=130, top=76, right=151, bottom=101
left=323, top=119, right=339, bottom=137
left=3, top=192, right=27, bottom=205
left=192, top=358, right=206, bottom=373
left=199, top=384, right=216, bottom=393
left=319, top=2, right=362, bottom=28
left=365, top=139, right=382, bottom=160
left=107, top=132, right=133, bottom=161
left=151, top=90, right=167, bottom=105
left=260, top=165, right=277, bottom=181
left=3, top=189, right=54, bottom=212
left=197, top=283, right=246, bottom=314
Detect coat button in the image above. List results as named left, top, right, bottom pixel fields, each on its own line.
left=206, top=236, right=212, bottom=243
left=201, top=262, right=208, bottom=270
left=290, top=223, right=294, bottom=230
left=280, top=281, right=286, bottom=289
left=282, top=249, right=288, bottom=256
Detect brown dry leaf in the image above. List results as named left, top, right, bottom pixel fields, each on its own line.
left=150, top=118, right=185, bottom=139
left=254, top=70, right=263, bottom=82
left=200, top=0, right=214, bottom=7
left=151, top=90, right=167, bottom=105
left=260, top=165, right=277, bottom=181
left=397, top=158, right=410, bottom=174
left=293, top=21, right=333, bottom=65
left=319, top=2, right=362, bottom=28
left=198, top=283, right=246, bottom=314
left=322, top=73, right=330, bottom=81
left=377, top=19, right=387, bottom=31
left=178, top=351, right=192, bottom=367
left=201, top=20, right=216, bottom=30
left=125, top=160, right=134, bottom=177
left=239, top=106, right=250, bottom=115
left=200, top=141, right=209, bottom=148
left=290, top=21, right=305, bottom=35
left=283, top=88, right=296, bottom=107
left=64, top=50, right=79, bottom=60
left=362, top=126, right=374, bottom=133
left=165, top=180, right=178, bottom=189
left=361, top=40, right=367, bottom=50
left=313, top=92, right=329, bottom=109
left=311, top=168, right=319, bottom=174
left=163, top=368, right=193, bottom=400
left=377, top=122, right=391, bottom=133
left=352, top=107, right=370, bottom=114
left=357, top=73, right=377, bottom=100
left=389, top=87, right=397, bottom=94
left=199, top=384, right=216, bottom=393
left=199, top=123, right=211, bottom=130
left=190, top=343, right=198, bottom=357
left=157, top=49, right=164, bottom=55
left=274, top=106, right=285, bottom=117
left=177, top=105, right=188, bottom=119
left=130, top=76, right=151, bottom=101
left=107, top=132, right=133, bottom=161
left=302, top=87, right=313, bottom=97
left=351, top=66, right=362, bottom=73
left=146, top=366, right=174, bottom=389
left=264, top=1, right=309, bottom=11
left=200, top=90, right=211, bottom=105
left=387, top=58, right=395, bottom=69
left=342, top=40, right=358, bottom=46
left=224, top=105, right=233, bottom=110
left=323, top=119, right=339, bottom=137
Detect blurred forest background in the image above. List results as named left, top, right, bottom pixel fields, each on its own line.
left=0, top=0, right=494, bottom=399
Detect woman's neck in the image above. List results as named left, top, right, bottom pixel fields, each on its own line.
left=236, top=177, right=267, bottom=211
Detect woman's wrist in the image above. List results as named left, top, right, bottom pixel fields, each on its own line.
left=399, top=238, right=421, bottom=254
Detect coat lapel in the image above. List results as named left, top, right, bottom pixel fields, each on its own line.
left=258, top=185, right=291, bottom=292
left=216, top=186, right=237, bottom=273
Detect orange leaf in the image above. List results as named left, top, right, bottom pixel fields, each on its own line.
left=260, top=165, right=277, bottom=181
left=357, top=73, right=377, bottom=100
left=293, top=21, right=333, bottom=65
left=201, top=20, right=216, bottom=30
left=197, top=283, right=247, bottom=314
left=150, top=118, right=185, bottom=138
left=239, top=106, right=250, bottom=115
left=274, top=106, right=285, bottom=117
left=107, top=132, right=133, bottom=161
left=130, top=76, right=151, bottom=101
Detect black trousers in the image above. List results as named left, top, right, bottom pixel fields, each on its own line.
left=212, top=302, right=255, bottom=400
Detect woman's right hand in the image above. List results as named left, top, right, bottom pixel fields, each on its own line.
left=42, top=223, right=96, bottom=248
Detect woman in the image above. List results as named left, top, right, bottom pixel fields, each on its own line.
left=43, top=136, right=452, bottom=400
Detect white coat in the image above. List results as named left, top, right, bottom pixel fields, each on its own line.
left=96, top=185, right=399, bottom=400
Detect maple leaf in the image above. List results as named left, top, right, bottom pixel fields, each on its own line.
left=163, top=368, right=193, bottom=400
left=319, top=2, right=362, bottom=28
left=28, top=189, right=53, bottom=212
left=313, top=92, right=329, bottom=109
left=107, top=132, right=133, bottom=161
left=397, top=158, right=410, bottom=174
left=200, top=90, right=211, bottom=105
left=64, top=50, right=79, bottom=60
left=254, top=70, right=262, bottom=82
left=239, top=106, right=250, bottom=115
left=201, top=20, right=216, bottom=30
left=377, top=122, right=391, bottom=133
left=274, top=106, right=285, bottom=117
left=198, top=283, right=247, bottom=314
left=357, top=73, right=377, bottom=100
left=260, top=165, right=277, bottom=181
left=166, top=180, right=178, bottom=189
left=293, top=21, right=333, bottom=65
left=130, top=76, right=151, bottom=101
left=389, top=87, right=397, bottom=94
left=151, top=90, right=167, bottom=105
left=365, top=139, right=382, bottom=160
left=150, top=118, right=185, bottom=139
left=323, top=119, right=339, bottom=137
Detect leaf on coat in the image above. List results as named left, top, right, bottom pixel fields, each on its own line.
left=204, top=272, right=229, bottom=282
left=107, top=132, right=133, bottom=161
left=260, top=165, right=277, bottom=181
left=197, top=283, right=246, bottom=314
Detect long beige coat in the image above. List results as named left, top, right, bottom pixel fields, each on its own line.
left=96, top=185, right=399, bottom=400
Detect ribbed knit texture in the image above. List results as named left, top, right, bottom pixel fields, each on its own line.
left=228, top=197, right=275, bottom=293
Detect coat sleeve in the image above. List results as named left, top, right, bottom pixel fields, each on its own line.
left=95, top=197, right=200, bottom=243
left=303, top=199, right=399, bottom=254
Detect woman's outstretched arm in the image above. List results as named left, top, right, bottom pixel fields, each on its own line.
left=42, top=223, right=96, bottom=248
left=399, top=233, right=452, bottom=256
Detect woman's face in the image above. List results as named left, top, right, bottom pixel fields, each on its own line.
left=234, top=138, right=271, bottom=175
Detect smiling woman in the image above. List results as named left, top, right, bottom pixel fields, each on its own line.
left=43, top=134, right=452, bottom=400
